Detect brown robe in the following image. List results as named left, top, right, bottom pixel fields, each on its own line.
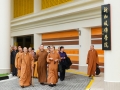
left=47, top=51, right=60, bottom=84
left=19, top=53, right=34, bottom=87
left=86, top=49, right=99, bottom=76
left=15, top=52, right=23, bottom=77
left=36, top=49, right=48, bottom=83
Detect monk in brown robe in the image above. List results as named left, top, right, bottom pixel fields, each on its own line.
left=47, top=46, right=61, bottom=87
left=36, top=45, right=48, bottom=85
left=86, top=45, right=99, bottom=78
left=19, top=47, right=34, bottom=88
left=15, top=47, right=23, bottom=77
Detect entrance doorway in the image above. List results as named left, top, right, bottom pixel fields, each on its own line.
left=14, top=35, right=33, bottom=48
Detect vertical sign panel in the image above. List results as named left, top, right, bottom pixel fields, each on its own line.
left=101, top=4, right=111, bottom=50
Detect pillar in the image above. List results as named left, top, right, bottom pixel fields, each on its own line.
left=79, top=28, right=91, bottom=73
left=0, top=0, right=11, bottom=74
left=34, top=0, right=41, bottom=13
left=34, top=33, right=42, bottom=51
left=104, top=0, right=120, bottom=90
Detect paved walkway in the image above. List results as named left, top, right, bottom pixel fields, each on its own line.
left=90, top=73, right=104, bottom=90
left=0, top=73, right=91, bottom=90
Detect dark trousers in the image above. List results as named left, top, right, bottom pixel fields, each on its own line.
left=12, top=64, right=17, bottom=76
left=60, top=65, right=66, bottom=81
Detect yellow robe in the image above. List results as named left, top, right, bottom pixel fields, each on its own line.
left=34, top=50, right=39, bottom=77
left=19, top=53, right=34, bottom=87
left=15, top=52, right=23, bottom=77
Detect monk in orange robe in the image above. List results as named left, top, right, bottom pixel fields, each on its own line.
left=19, top=47, right=34, bottom=88
left=86, top=45, right=99, bottom=78
left=15, top=47, right=23, bottom=77
left=36, top=45, right=48, bottom=85
left=47, top=46, right=61, bottom=87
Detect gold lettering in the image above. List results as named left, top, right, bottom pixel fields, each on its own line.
left=104, top=20, right=108, bottom=26
left=104, top=7, right=108, bottom=13
left=104, top=42, right=109, bottom=48
left=104, top=27, right=108, bottom=33
left=104, top=14, right=108, bottom=19
left=104, top=35, right=108, bottom=41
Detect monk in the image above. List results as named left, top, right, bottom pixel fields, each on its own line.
left=36, top=45, right=48, bottom=85
left=15, top=47, right=23, bottom=77
left=86, top=45, right=99, bottom=78
left=47, top=46, right=50, bottom=53
left=28, top=47, right=33, bottom=55
left=47, top=46, right=61, bottom=87
left=19, top=47, right=34, bottom=88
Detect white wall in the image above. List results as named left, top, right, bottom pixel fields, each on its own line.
left=79, top=28, right=91, bottom=66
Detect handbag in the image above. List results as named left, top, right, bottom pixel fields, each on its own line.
left=96, top=64, right=100, bottom=75
left=58, top=62, right=63, bottom=72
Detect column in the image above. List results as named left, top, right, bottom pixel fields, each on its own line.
left=34, top=33, right=42, bottom=51
left=104, top=0, right=120, bottom=90
left=34, top=0, right=41, bottom=13
left=0, top=0, right=11, bottom=74
left=79, top=28, right=91, bottom=73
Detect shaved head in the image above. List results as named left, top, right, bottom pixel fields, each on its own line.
left=23, top=47, right=28, bottom=53
left=90, top=45, right=94, bottom=50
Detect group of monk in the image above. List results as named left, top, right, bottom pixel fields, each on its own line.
left=10, top=44, right=99, bottom=88
left=10, top=45, right=62, bottom=88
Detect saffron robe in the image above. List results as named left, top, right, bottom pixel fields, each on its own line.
left=36, top=50, right=48, bottom=83
left=47, top=51, right=60, bottom=84
left=86, top=49, right=99, bottom=76
left=19, top=53, right=34, bottom=87
left=15, top=52, right=23, bottom=77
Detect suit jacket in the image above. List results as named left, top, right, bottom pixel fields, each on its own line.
left=11, top=50, right=18, bottom=65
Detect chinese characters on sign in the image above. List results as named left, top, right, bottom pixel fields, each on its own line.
left=101, top=4, right=111, bottom=50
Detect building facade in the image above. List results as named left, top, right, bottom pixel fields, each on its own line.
left=1, top=0, right=120, bottom=89
left=11, top=0, right=104, bottom=72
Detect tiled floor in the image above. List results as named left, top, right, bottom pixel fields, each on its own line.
left=0, top=73, right=91, bottom=90
left=0, top=70, right=104, bottom=90
left=89, top=73, right=104, bottom=90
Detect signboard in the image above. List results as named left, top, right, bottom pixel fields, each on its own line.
left=101, top=4, right=111, bottom=50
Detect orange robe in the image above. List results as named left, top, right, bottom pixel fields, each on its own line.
left=19, top=53, right=34, bottom=87
left=15, top=52, right=23, bottom=77
left=47, top=51, right=60, bottom=84
left=36, top=50, right=48, bottom=83
left=86, top=49, right=99, bottom=76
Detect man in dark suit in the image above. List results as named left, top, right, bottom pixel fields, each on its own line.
left=11, top=46, right=18, bottom=76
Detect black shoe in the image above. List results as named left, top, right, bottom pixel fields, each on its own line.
left=60, top=79, right=64, bottom=81
left=49, top=84, right=54, bottom=87
left=53, top=84, right=56, bottom=86
left=40, top=83, right=45, bottom=85
left=58, top=76, right=60, bottom=78
left=89, top=75, right=91, bottom=77
left=21, top=86, right=24, bottom=88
